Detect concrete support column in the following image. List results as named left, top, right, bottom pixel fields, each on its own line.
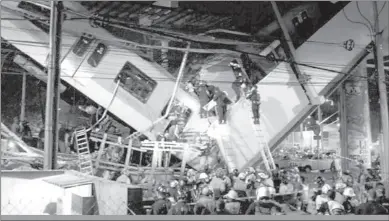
left=339, top=86, right=348, bottom=171
left=339, top=61, right=372, bottom=171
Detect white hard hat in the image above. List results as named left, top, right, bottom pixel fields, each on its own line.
left=335, top=182, right=347, bottom=190
left=199, top=173, right=208, bottom=180
left=224, top=190, right=238, bottom=200
left=257, top=173, right=269, bottom=179
left=170, top=180, right=179, bottom=188
left=321, top=184, right=332, bottom=194
left=343, top=187, right=356, bottom=197
left=256, top=186, right=270, bottom=200
left=238, top=172, right=246, bottom=180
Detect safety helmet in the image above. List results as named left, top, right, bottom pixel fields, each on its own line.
left=170, top=180, right=179, bottom=188
left=157, top=185, right=168, bottom=194
left=224, top=190, right=238, bottom=200
left=343, top=187, right=356, bottom=197
left=198, top=173, right=209, bottom=180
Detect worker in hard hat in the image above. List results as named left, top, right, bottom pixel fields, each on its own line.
left=246, top=84, right=261, bottom=124
left=168, top=189, right=190, bottom=215
left=209, top=168, right=227, bottom=199
left=223, top=189, right=241, bottom=214
left=212, top=88, right=231, bottom=124
left=151, top=186, right=171, bottom=215
left=116, top=168, right=132, bottom=185
left=195, top=80, right=211, bottom=118
left=194, top=186, right=216, bottom=215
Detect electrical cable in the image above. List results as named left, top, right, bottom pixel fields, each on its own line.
left=85, top=80, right=120, bottom=133
left=342, top=8, right=373, bottom=41
left=378, top=2, right=387, bottom=16
left=356, top=2, right=374, bottom=32
left=2, top=71, right=387, bottom=86
left=1, top=37, right=374, bottom=75
left=1, top=35, right=377, bottom=84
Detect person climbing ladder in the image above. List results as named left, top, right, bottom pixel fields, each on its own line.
left=246, top=85, right=261, bottom=124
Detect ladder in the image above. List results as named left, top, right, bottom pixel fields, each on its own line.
left=210, top=121, right=238, bottom=172
left=74, top=128, right=93, bottom=175
left=245, top=100, right=276, bottom=172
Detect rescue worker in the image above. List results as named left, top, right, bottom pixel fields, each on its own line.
left=245, top=180, right=284, bottom=215
left=194, top=187, right=216, bottom=215
left=223, top=190, right=241, bottom=215
left=21, top=121, right=33, bottom=145
left=151, top=186, right=171, bottom=215
left=213, top=88, right=230, bottom=124
left=375, top=183, right=389, bottom=212
left=168, top=190, right=190, bottom=215
left=313, top=176, right=332, bottom=213
left=58, top=124, right=69, bottom=154
left=298, top=176, right=310, bottom=212
left=229, top=59, right=242, bottom=78
left=246, top=85, right=261, bottom=124
left=334, top=182, right=347, bottom=204
left=355, top=188, right=388, bottom=215
left=222, top=169, right=233, bottom=191
left=232, top=74, right=246, bottom=102
left=331, top=156, right=342, bottom=181
left=166, top=118, right=185, bottom=141
left=209, top=168, right=227, bottom=199
left=11, top=117, right=21, bottom=135
left=116, top=168, right=132, bottom=184
left=168, top=180, right=180, bottom=203
left=317, top=190, right=346, bottom=215
left=342, top=185, right=357, bottom=214
left=212, top=199, right=230, bottom=214
left=21, top=121, right=32, bottom=138
left=230, top=59, right=250, bottom=101
left=233, top=173, right=249, bottom=197
left=195, top=81, right=211, bottom=118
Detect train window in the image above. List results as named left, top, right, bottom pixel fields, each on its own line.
left=115, top=62, right=157, bottom=103
left=72, top=35, right=94, bottom=57
left=87, top=43, right=107, bottom=67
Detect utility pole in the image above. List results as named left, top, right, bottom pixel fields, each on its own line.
left=44, top=1, right=63, bottom=170
left=373, top=1, right=389, bottom=197
left=20, top=72, right=26, bottom=122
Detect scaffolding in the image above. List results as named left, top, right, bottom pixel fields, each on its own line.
left=88, top=130, right=202, bottom=180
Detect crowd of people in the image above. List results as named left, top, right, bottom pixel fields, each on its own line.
left=137, top=163, right=389, bottom=215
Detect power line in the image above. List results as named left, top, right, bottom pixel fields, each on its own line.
left=356, top=2, right=374, bottom=33
left=0, top=41, right=367, bottom=69
left=2, top=70, right=386, bottom=86
left=1, top=17, right=370, bottom=50
left=1, top=37, right=377, bottom=81
left=342, top=8, right=373, bottom=41
left=2, top=40, right=385, bottom=89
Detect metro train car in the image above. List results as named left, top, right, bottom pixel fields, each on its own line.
left=1, top=1, right=204, bottom=140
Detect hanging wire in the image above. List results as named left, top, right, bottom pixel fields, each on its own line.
left=356, top=2, right=374, bottom=32
left=342, top=8, right=373, bottom=41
